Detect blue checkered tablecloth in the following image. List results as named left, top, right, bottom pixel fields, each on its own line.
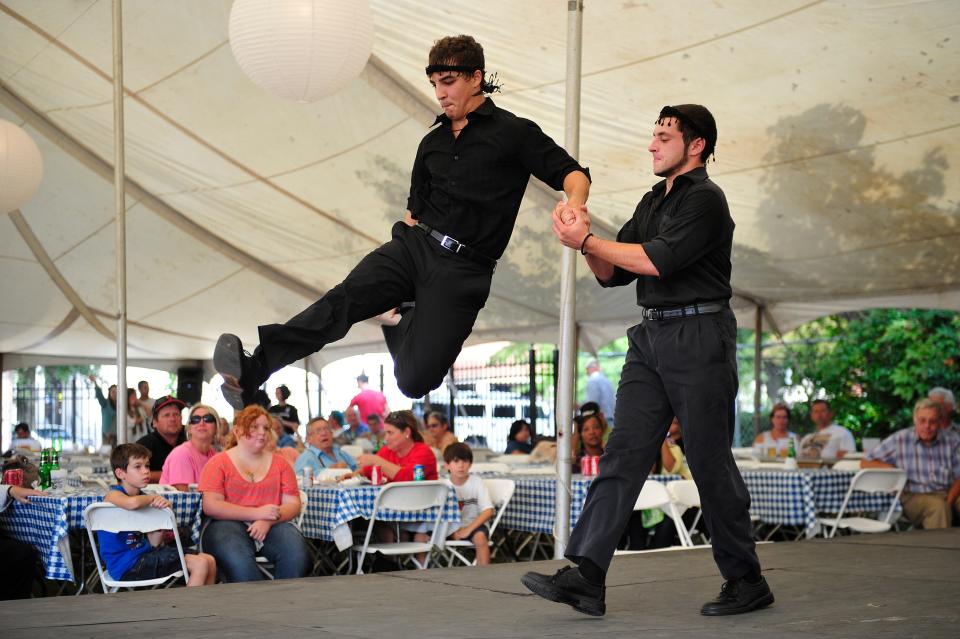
left=494, top=470, right=893, bottom=540
left=497, top=474, right=683, bottom=534
left=0, top=489, right=203, bottom=581
left=300, top=483, right=461, bottom=547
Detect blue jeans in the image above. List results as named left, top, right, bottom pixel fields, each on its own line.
left=201, top=519, right=311, bottom=582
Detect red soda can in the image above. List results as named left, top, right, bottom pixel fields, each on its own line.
left=3, top=468, right=24, bottom=487
left=371, top=465, right=382, bottom=485
left=580, top=456, right=590, bottom=475
left=590, top=456, right=599, bottom=476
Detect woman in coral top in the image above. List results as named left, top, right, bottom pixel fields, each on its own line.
left=351, top=410, right=438, bottom=483
left=198, top=405, right=310, bottom=582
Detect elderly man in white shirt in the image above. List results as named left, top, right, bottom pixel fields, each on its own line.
left=799, top=399, right=856, bottom=459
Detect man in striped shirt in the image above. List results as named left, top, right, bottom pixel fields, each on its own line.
left=862, top=398, right=960, bottom=529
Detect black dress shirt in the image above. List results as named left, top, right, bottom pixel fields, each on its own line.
left=407, top=98, right=589, bottom=259
left=602, top=167, right=734, bottom=308
left=137, top=428, right=187, bottom=473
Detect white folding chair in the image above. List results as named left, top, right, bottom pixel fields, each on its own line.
left=831, top=459, right=862, bottom=471
left=818, top=469, right=907, bottom=538
left=83, top=503, right=189, bottom=593
left=666, top=480, right=706, bottom=546
left=256, top=490, right=308, bottom=579
left=615, top=480, right=691, bottom=554
left=468, top=462, right=511, bottom=474
left=341, top=445, right=364, bottom=459
left=351, top=480, right=449, bottom=574
left=445, top=478, right=516, bottom=566
left=143, top=484, right=179, bottom=493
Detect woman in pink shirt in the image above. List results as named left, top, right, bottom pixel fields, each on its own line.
left=160, top=404, right=220, bottom=491
left=199, top=405, right=310, bottom=582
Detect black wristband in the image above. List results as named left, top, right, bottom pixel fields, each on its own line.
left=580, top=233, right=594, bottom=255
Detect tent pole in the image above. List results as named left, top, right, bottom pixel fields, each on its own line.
left=753, top=305, right=763, bottom=439
left=112, top=0, right=128, bottom=444
left=554, top=0, right=584, bottom=559
left=304, top=358, right=311, bottom=421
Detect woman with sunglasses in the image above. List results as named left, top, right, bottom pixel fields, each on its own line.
left=160, top=404, right=220, bottom=491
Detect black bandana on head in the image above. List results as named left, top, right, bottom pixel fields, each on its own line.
left=424, top=64, right=502, bottom=94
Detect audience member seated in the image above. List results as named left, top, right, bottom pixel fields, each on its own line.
left=342, top=406, right=371, bottom=442
left=199, top=405, right=311, bottom=582
left=425, top=411, right=458, bottom=453
left=137, top=396, right=187, bottom=483
left=365, top=413, right=385, bottom=448
left=269, top=416, right=301, bottom=468
left=862, top=398, right=960, bottom=529
left=9, top=422, right=42, bottom=453
left=349, top=410, right=438, bottom=483
left=571, top=405, right=606, bottom=473
left=413, top=443, right=495, bottom=566
left=295, top=417, right=357, bottom=476
left=798, top=399, right=856, bottom=459
left=928, top=387, right=958, bottom=432
left=753, top=403, right=800, bottom=458
left=0, top=482, right=44, bottom=599
left=505, top=419, right=534, bottom=455
left=160, top=404, right=220, bottom=491
left=101, top=444, right=216, bottom=587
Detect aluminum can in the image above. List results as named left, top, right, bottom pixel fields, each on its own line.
left=301, top=466, right=313, bottom=487
left=371, top=465, right=382, bottom=485
left=413, top=464, right=426, bottom=481
left=580, top=456, right=590, bottom=475
left=3, top=468, right=24, bottom=487
left=590, top=456, right=599, bottom=476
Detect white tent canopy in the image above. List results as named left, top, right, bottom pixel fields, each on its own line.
left=1, top=0, right=958, bottom=374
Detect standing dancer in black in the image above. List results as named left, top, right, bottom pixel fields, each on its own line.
left=523, top=105, right=773, bottom=617
left=214, top=35, right=590, bottom=408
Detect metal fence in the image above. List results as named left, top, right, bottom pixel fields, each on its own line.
left=11, top=381, right=102, bottom=451
left=413, top=348, right=557, bottom=453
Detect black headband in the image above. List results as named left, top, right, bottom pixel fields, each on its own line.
left=425, top=63, right=481, bottom=76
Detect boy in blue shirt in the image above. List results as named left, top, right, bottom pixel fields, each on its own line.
left=99, top=443, right=216, bottom=586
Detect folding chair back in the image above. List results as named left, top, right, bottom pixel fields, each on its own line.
left=83, top=503, right=189, bottom=592
left=482, top=478, right=516, bottom=537
left=353, top=481, right=450, bottom=573
left=666, top=480, right=705, bottom=545
left=821, top=468, right=907, bottom=538
left=632, top=480, right=691, bottom=547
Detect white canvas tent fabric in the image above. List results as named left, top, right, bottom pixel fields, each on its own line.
left=1, top=0, right=958, bottom=374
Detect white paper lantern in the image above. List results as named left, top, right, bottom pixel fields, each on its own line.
left=0, top=119, right=43, bottom=214
left=229, top=0, right=374, bottom=102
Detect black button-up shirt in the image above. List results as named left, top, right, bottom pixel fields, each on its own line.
left=137, top=428, right=187, bottom=472
left=407, top=98, right=589, bottom=260
left=602, top=167, right=734, bottom=308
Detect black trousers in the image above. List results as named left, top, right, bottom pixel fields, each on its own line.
left=258, top=222, right=494, bottom=398
left=566, top=308, right=760, bottom=581
left=0, top=535, right=40, bottom=600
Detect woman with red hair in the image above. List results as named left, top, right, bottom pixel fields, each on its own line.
left=199, top=405, right=310, bottom=582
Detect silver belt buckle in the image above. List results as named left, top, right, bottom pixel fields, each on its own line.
left=440, top=235, right=461, bottom=253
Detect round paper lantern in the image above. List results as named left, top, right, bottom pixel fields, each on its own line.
left=0, top=119, right=43, bottom=214
left=229, top=0, right=374, bottom=102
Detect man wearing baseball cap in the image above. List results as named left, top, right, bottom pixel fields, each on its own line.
left=526, top=105, right=772, bottom=617
left=136, top=395, right=187, bottom=483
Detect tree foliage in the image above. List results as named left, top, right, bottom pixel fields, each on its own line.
left=780, top=309, right=960, bottom=438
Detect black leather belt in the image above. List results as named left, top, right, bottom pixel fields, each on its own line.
left=416, top=222, right=497, bottom=271
left=641, top=301, right=727, bottom=321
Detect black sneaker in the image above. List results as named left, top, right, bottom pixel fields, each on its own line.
left=700, top=576, right=774, bottom=616
left=213, top=333, right=266, bottom=409
left=521, top=566, right=606, bottom=617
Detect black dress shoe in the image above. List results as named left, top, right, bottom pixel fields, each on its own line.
left=700, top=576, right=774, bottom=616
left=522, top=566, right=606, bottom=617
left=213, top=333, right=266, bottom=409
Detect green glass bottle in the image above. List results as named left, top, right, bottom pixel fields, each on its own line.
left=787, top=437, right=796, bottom=459
left=38, top=449, right=52, bottom=490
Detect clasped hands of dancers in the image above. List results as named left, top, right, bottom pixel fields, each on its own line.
left=213, top=34, right=773, bottom=619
